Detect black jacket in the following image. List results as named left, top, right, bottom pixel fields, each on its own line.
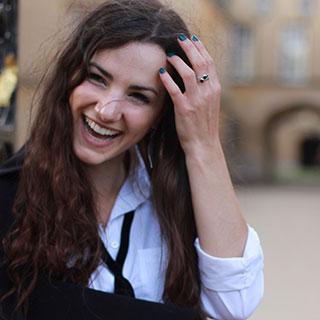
left=0, top=149, right=196, bottom=320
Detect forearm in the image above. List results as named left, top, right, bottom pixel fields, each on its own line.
left=185, top=140, right=248, bottom=258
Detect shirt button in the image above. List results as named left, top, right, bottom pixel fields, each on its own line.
left=110, top=241, right=119, bottom=249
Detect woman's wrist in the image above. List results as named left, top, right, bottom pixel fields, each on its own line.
left=184, top=137, right=225, bottom=168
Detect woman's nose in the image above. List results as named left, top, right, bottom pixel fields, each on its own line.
left=95, top=99, right=123, bottom=122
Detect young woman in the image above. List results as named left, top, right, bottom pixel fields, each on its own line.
left=0, top=0, right=264, bottom=319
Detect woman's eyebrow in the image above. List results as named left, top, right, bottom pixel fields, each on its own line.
left=129, top=85, right=158, bottom=96
left=89, top=62, right=113, bottom=80
left=89, top=62, right=159, bottom=96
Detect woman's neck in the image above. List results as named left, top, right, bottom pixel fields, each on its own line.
left=85, top=156, right=127, bottom=226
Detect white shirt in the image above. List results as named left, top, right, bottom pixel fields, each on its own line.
left=88, top=150, right=264, bottom=320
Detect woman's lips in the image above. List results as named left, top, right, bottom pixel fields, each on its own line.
left=80, top=116, right=121, bottom=148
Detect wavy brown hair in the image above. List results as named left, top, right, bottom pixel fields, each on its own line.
left=2, top=0, right=204, bottom=318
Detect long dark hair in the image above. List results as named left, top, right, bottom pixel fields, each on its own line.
left=2, top=0, right=203, bottom=317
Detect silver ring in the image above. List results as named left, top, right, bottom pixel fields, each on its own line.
left=198, top=73, right=209, bottom=83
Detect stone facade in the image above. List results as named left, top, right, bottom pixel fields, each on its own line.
left=220, top=0, right=320, bottom=183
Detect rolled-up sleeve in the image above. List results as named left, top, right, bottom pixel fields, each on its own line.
left=194, top=226, right=264, bottom=320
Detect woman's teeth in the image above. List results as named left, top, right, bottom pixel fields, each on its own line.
left=84, top=116, right=120, bottom=138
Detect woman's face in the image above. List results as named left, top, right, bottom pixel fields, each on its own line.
left=69, top=42, right=167, bottom=166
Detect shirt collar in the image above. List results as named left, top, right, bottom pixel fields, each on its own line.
left=108, top=146, right=151, bottom=222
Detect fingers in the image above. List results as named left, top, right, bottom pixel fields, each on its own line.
left=179, top=34, right=214, bottom=79
left=167, top=34, right=219, bottom=89
left=190, top=35, right=219, bottom=83
left=166, top=54, right=198, bottom=93
left=158, top=67, right=185, bottom=107
left=177, top=34, right=208, bottom=80
left=159, top=34, right=220, bottom=106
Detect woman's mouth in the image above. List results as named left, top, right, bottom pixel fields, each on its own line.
left=82, top=115, right=121, bottom=141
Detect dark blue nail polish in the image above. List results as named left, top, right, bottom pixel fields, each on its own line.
left=178, top=33, right=187, bottom=41
left=167, top=52, right=176, bottom=57
left=192, top=35, right=199, bottom=42
left=159, top=67, right=166, bottom=74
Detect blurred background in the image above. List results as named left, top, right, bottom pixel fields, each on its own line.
left=0, top=0, right=319, bottom=319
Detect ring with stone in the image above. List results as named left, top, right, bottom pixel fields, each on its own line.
left=198, top=73, right=209, bottom=83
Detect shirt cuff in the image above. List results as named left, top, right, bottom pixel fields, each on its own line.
left=194, top=225, right=264, bottom=292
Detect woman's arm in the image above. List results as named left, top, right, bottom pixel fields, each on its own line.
left=159, top=35, right=263, bottom=319
left=159, top=35, right=247, bottom=258
left=185, top=140, right=247, bottom=258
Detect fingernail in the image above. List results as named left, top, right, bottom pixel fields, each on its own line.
left=191, top=35, right=199, bottom=42
left=178, top=33, right=187, bottom=41
left=167, top=52, right=175, bottom=57
left=159, top=67, right=166, bottom=74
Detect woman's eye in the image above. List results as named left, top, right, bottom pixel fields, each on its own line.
left=129, top=93, right=150, bottom=104
left=87, top=72, right=106, bottom=86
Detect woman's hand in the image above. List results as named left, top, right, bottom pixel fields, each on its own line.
left=159, top=34, right=221, bottom=158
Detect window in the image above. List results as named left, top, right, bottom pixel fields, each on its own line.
left=299, top=0, right=313, bottom=16
left=216, top=0, right=231, bottom=10
left=231, top=25, right=255, bottom=83
left=279, top=25, right=309, bottom=85
left=256, top=0, right=272, bottom=15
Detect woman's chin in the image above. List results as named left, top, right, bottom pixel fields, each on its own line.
left=73, top=145, right=105, bottom=166
left=73, top=143, right=126, bottom=167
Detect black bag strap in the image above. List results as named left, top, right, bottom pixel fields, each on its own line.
left=99, top=211, right=135, bottom=298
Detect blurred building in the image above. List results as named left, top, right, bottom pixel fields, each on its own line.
left=218, top=0, right=320, bottom=183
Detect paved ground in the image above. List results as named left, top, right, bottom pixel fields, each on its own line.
left=236, top=185, right=320, bottom=320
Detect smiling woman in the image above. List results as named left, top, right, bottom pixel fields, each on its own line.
left=70, top=42, right=166, bottom=169
left=0, top=1, right=264, bottom=319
